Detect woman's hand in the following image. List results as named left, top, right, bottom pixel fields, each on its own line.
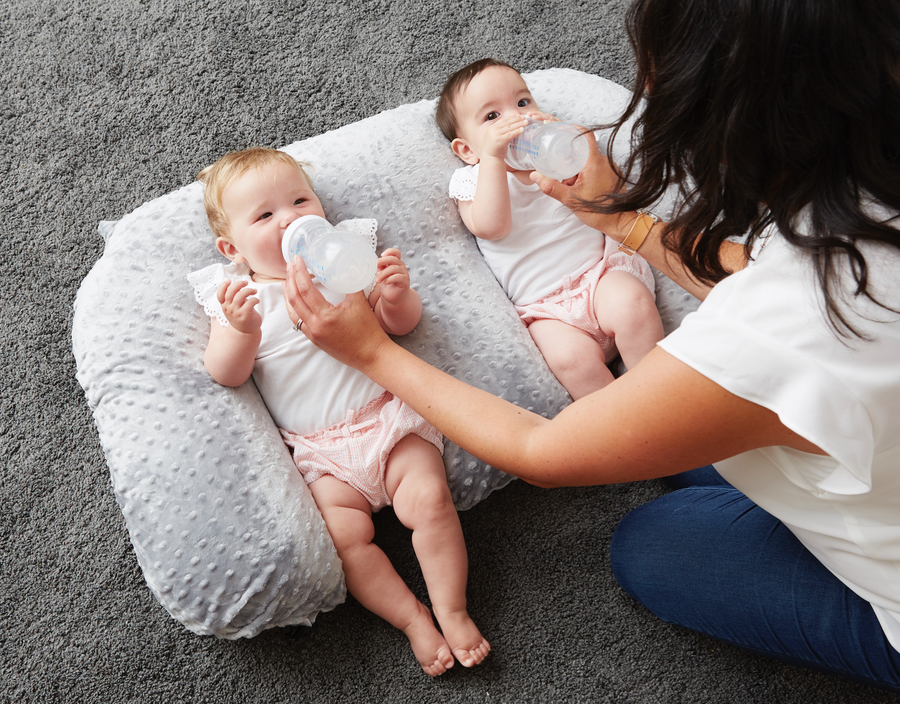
left=530, top=130, right=632, bottom=237
left=282, top=256, right=391, bottom=372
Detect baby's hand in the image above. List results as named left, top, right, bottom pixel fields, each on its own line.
left=217, top=279, right=262, bottom=335
left=481, top=113, right=531, bottom=161
left=374, top=248, right=412, bottom=306
left=526, top=110, right=560, bottom=124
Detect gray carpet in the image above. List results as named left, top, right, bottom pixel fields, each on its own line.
left=2, top=0, right=898, bottom=702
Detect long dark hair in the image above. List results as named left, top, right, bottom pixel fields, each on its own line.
left=595, top=0, right=900, bottom=337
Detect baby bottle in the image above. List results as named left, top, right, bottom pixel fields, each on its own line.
left=281, top=215, right=378, bottom=294
left=505, top=119, right=590, bottom=180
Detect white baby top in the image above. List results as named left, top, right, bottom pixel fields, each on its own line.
left=659, top=204, right=900, bottom=651
left=188, top=219, right=384, bottom=436
left=449, top=163, right=607, bottom=305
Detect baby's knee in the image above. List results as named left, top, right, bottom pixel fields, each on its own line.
left=394, top=475, right=455, bottom=527
left=542, top=340, right=605, bottom=377
left=317, top=502, right=376, bottom=552
left=597, top=281, right=660, bottom=332
left=411, top=479, right=455, bottom=517
left=611, top=277, right=656, bottom=310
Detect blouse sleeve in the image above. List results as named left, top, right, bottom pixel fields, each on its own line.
left=658, top=237, right=880, bottom=495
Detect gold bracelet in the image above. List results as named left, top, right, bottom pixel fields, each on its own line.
left=617, top=208, right=659, bottom=256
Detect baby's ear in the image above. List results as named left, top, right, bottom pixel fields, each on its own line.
left=451, top=138, right=480, bottom=166
left=215, top=237, right=243, bottom=263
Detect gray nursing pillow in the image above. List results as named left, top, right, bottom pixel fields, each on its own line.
left=72, top=69, right=699, bottom=638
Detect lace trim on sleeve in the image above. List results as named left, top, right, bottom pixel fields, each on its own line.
left=334, top=218, right=378, bottom=252
left=186, top=262, right=251, bottom=327
left=448, top=165, right=478, bottom=202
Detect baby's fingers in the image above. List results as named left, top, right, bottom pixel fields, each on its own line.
left=376, top=262, right=410, bottom=284
left=217, top=279, right=254, bottom=304
left=216, top=279, right=232, bottom=304
left=528, top=110, right=559, bottom=124
left=377, top=255, right=405, bottom=272
left=232, top=283, right=259, bottom=307
left=379, top=247, right=402, bottom=260
left=499, top=114, right=529, bottom=135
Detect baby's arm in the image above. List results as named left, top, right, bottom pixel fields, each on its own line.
left=368, top=248, right=422, bottom=336
left=204, top=279, right=262, bottom=386
left=458, top=114, right=530, bottom=241
left=458, top=158, right=512, bottom=241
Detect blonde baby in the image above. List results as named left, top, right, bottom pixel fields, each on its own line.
left=188, top=147, right=490, bottom=675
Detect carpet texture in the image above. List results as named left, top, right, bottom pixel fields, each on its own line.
left=2, top=0, right=898, bottom=702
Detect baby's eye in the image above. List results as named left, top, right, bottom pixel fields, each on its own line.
left=294, top=198, right=306, bottom=206
left=518, top=98, right=530, bottom=108
left=257, top=212, right=273, bottom=222
left=485, top=111, right=500, bottom=121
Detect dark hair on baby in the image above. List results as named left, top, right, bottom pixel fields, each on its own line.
left=436, top=58, right=518, bottom=142
left=592, top=0, right=900, bottom=337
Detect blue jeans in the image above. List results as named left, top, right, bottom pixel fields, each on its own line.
left=610, top=466, right=900, bottom=692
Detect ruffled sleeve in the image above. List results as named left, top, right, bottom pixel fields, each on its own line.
left=448, top=165, right=478, bottom=202
left=186, top=261, right=253, bottom=327
left=334, top=218, right=378, bottom=251
left=658, top=236, right=877, bottom=495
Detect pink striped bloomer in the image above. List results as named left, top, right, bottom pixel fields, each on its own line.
left=280, top=391, right=444, bottom=511
left=515, top=237, right=656, bottom=354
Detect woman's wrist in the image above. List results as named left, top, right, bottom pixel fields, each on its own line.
left=362, top=334, right=409, bottom=388
left=617, top=209, right=660, bottom=256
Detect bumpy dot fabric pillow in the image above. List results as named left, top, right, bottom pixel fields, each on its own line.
left=72, top=68, right=700, bottom=639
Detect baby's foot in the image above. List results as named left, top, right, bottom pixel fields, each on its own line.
left=434, top=609, right=491, bottom=667
left=402, top=602, right=456, bottom=676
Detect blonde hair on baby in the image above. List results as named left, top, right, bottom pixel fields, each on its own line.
left=197, top=147, right=314, bottom=240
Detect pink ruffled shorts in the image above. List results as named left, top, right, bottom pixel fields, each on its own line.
left=515, top=237, right=655, bottom=351
left=280, top=391, right=444, bottom=511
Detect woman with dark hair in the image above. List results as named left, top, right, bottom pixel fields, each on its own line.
left=284, top=0, right=900, bottom=691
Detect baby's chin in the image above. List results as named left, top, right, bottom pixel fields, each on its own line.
left=250, top=269, right=288, bottom=284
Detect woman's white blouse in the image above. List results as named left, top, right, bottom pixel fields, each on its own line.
left=659, top=209, right=900, bottom=649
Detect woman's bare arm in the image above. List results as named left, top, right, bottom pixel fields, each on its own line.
left=283, top=259, right=822, bottom=488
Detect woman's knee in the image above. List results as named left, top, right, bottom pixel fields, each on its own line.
left=610, top=486, right=756, bottom=618
left=609, top=498, right=672, bottom=606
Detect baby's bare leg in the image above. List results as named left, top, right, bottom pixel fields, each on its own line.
left=385, top=435, right=491, bottom=668
left=593, top=271, right=664, bottom=372
left=528, top=318, right=616, bottom=399
left=309, top=475, right=454, bottom=676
